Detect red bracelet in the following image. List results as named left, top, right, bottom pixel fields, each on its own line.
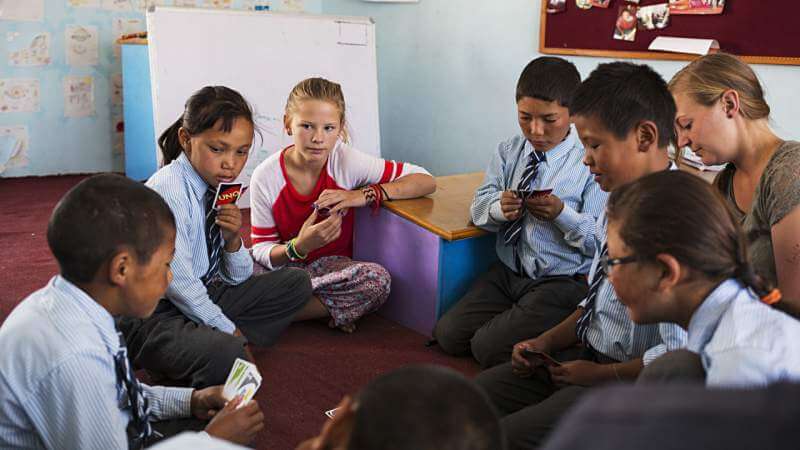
left=361, top=184, right=383, bottom=214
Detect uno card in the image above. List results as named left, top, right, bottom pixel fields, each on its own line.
left=234, top=367, right=262, bottom=408
left=522, top=349, right=562, bottom=367
left=214, top=182, right=244, bottom=210
left=513, top=189, right=533, bottom=199
left=312, top=202, right=332, bottom=217
left=531, top=188, right=553, bottom=198
left=222, top=358, right=257, bottom=400
left=324, top=407, right=340, bottom=419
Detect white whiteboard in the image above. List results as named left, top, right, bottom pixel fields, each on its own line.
left=146, top=7, right=381, bottom=206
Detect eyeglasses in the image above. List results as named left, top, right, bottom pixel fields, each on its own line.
left=600, top=254, right=640, bottom=273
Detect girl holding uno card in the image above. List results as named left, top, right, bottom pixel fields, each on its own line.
left=118, top=86, right=313, bottom=388
left=250, top=78, right=436, bottom=333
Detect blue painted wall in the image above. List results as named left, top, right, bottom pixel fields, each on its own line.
left=322, top=0, right=800, bottom=176
left=0, top=0, right=321, bottom=178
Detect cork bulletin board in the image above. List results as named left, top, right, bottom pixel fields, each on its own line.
left=539, top=1, right=800, bottom=66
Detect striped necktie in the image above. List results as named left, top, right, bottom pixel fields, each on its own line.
left=575, top=243, right=608, bottom=343
left=502, top=148, right=546, bottom=273
left=201, top=187, right=222, bottom=285
left=114, top=331, right=153, bottom=449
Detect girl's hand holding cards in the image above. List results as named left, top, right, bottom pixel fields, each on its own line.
left=216, top=204, right=244, bottom=251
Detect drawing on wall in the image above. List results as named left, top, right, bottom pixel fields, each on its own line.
left=0, top=0, right=45, bottom=21
left=64, top=76, right=95, bottom=117
left=173, top=0, right=198, bottom=6
left=112, top=17, right=144, bottom=58
left=281, top=0, right=304, bottom=12
left=244, top=0, right=271, bottom=10
left=204, top=0, right=233, bottom=8
left=0, top=79, right=40, bottom=113
left=546, top=0, right=566, bottom=14
left=67, top=0, right=101, bottom=7
left=8, top=32, right=51, bottom=66
left=575, top=0, right=592, bottom=10
left=66, top=25, right=99, bottom=66
left=0, top=125, right=30, bottom=173
left=103, top=0, right=135, bottom=10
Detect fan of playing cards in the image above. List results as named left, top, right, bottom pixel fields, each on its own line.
left=222, top=358, right=263, bottom=407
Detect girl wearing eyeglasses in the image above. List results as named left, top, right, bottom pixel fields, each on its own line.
left=605, top=170, right=800, bottom=387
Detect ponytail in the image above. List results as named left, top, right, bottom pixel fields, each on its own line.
left=158, top=116, right=184, bottom=165
left=733, top=239, right=781, bottom=304
left=157, top=86, right=256, bottom=166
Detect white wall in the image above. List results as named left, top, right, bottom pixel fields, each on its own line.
left=322, top=0, right=800, bottom=175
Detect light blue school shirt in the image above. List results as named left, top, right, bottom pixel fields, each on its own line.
left=147, top=152, right=253, bottom=334
left=0, top=276, right=193, bottom=449
left=687, top=278, right=800, bottom=387
left=471, top=128, right=607, bottom=278
left=579, top=161, right=688, bottom=364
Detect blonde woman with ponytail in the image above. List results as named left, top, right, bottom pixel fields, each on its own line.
left=669, top=53, right=800, bottom=315
left=606, top=170, right=799, bottom=387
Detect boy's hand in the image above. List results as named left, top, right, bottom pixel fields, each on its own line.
left=525, top=194, right=564, bottom=221
left=548, top=360, right=609, bottom=387
left=511, top=337, right=552, bottom=378
left=205, top=396, right=265, bottom=446
left=190, top=385, right=227, bottom=420
left=315, top=188, right=366, bottom=214
left=295, top=396, right=356, bottom=450
left=215, top=204, right=243, bottom=251
left=295, top=210, right=343, bottom=255
left=500, top=191, right=524, bottom=221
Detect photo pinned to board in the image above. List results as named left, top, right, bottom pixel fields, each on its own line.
left=637, top=3, right=670, bottom=30
left=547, top=0, right=566, bottom=14
left=576, top=0, right=592, bottom=10
left=613, top=4, right=638, bottom=41
left=668, top=0, right=725, bottom=15
left=591, top=0, right=611, bottom=8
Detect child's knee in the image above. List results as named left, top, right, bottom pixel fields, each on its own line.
left=276, top=267, right=313, bottom=304
left=433, top=313, right=470, bottom=356
left=470, top=329, right=508, bottom=369
left=364, top=262, right=391, bottom=298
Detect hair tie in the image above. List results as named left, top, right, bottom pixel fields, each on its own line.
left=760, top=288, right=782, bottom=306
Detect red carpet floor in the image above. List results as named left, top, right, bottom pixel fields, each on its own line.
left=0, top=175, right=479, bottom=450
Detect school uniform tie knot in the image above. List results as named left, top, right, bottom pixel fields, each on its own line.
left=114, top=331, right=153, bottom=448
left=575, top=243, right=608, bottom=343
left=202, top=187, right=222, bottom=285
left=502, top=148, right=546, bottom=275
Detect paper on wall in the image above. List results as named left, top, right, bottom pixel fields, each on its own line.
left=68, top=0, right=101, bottom=7
left=66, top=25, right=99, bottom=66
left=112, top=17, right=143, bottom=58
left=64, top=76, right=95, bottom=117
left=173, top=0, right=197, bottom=7
left=8, top=32, right=51, bottom=66
left=204, top=0, right=232, bottom=8
left=0, top=79, right=40, bottom=113
left=0, top=125, right=29, bottom=173
left=103, top=0, right=134, bottom=10
left=281, top=0, right=304, bottom=11
left=649, top=36, right=719, bottom=55
left=0, top=0, right=45, bottom=21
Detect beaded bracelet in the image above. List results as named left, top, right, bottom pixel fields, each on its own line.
left=285, top=238, right=307, bottom=262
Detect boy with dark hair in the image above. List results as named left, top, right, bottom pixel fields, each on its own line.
left=475, top=62, right=687, bottom=450
left=434, top=56, right=607, bottom=368
left=0, top=174, right=264, bottom=449
left=296, top=365, right=505, bottom=450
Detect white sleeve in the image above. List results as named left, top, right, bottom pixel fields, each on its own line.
left=332, top=142, right=431, bottom=190
left=249, top=165, right=282, bottom=270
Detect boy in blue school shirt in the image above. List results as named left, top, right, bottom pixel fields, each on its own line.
left=0, top=175, right=264, bottom=449
left=475, top=61, right=687, bottom=450
left=434, top=57, right=607, bottom=368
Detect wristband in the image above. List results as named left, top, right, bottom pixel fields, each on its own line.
left=285, top=238, right=308, bottom=262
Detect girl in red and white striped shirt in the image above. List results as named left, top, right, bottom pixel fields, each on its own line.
left=250, top=78, right=435, bottom=332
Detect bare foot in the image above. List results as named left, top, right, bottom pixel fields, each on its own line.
left=329, top=319, right=356, bottom=334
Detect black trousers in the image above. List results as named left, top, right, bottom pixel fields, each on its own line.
left=118, top=268, right=312, bottom=388
left=433, top=261, right=588, bottom=368
left=475, top=345, right=621, bottom=450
